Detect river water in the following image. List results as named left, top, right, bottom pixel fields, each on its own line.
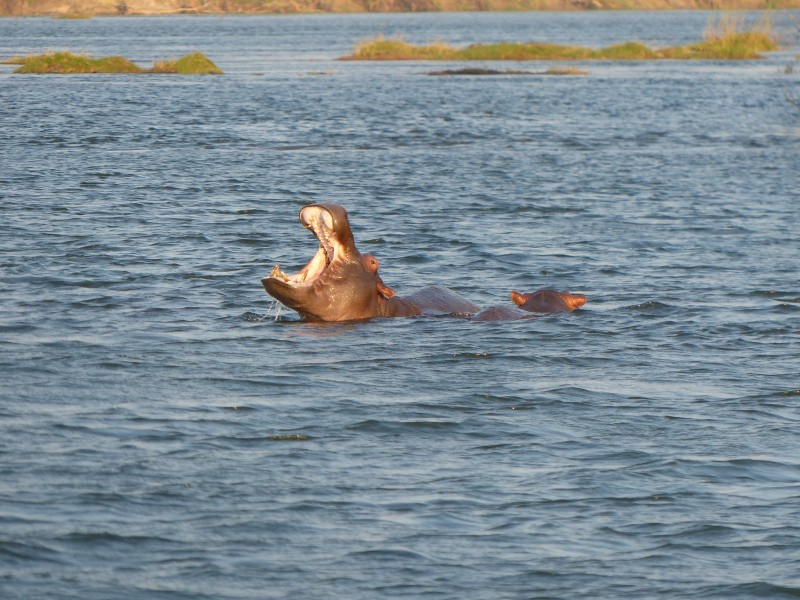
left=1, top=11, right=799, bottom=599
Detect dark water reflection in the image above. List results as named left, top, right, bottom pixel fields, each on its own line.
left=1, top=11, right=799, bottom=600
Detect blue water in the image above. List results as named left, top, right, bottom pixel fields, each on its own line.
left=1, top=11, right=799, bottom=599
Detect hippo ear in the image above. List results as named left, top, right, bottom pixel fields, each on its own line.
left=510, top=290, right=528, bottom=306
left=377, top=281, right=395, bottom=299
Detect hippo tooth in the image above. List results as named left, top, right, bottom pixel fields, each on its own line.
left=270, top=263, right=280, bottom=278
left=317, top=228, right=334, bottom=264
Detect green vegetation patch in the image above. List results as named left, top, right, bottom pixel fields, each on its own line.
left=346, top=38, right=454, bottom=60
left=343, top=18, right=778, bottom=62
left=596, top=42, right=658, bottom=60
left=150, top=52, right=224, bottom=74
left=13, top=51, right=142, bottom=73
left=10, top=51, right=223, bottom=74
left=458, top=42, right=592, bottom=61
left=659, top=30, right=776, bottom=60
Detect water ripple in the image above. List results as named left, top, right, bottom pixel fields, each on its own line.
left=1, top=11, right=799, bottom=600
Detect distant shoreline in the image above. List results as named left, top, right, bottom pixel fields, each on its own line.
left=2, top=0, right=798, bottom=18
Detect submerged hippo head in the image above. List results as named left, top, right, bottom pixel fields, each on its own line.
left=262, top=204, right=395, bottom=321
left=511, top=289, right=586, bottom=312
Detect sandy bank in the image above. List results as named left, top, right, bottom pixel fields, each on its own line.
left=2, top=0, right=797, bottom=17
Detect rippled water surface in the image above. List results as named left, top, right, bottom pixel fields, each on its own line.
left=1, top=11, right=799, bottom=599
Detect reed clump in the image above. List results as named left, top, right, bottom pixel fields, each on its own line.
left=660, top=14, right=776, bottom=59
left=343, top=18, right=778, bottom=61
left=10, top=51, right=223, bottom=74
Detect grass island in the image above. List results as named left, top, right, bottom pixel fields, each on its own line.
left=342, top=17, right=778, bottom=61
left=4, top=51, right=223, bottom=74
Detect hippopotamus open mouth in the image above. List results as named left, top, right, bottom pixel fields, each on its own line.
left=266, top=205, right=342, bottom=288
left=261, top=204, right=394, bottom=321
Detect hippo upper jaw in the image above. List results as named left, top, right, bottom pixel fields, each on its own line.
left=262, top=205, right=350, bottom=290
left=296, top=203, right=353, bottom=272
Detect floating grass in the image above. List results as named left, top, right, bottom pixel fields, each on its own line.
left=11, top=51, right=223, bottom=74
left=343, top=18, right=778, bottom=62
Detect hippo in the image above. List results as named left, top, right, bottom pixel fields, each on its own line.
left=511, top=289, right=586, bottom=312
left=470, top=289, right=586, bottom=321
left=262, top=204, right=585, bottom=322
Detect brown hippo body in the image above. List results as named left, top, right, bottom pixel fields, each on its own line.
left=511, top=289, right=586, bottom=313
left=262, top=204, right=584, bottom=322
left=471, top=289, right=586, bottom=322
